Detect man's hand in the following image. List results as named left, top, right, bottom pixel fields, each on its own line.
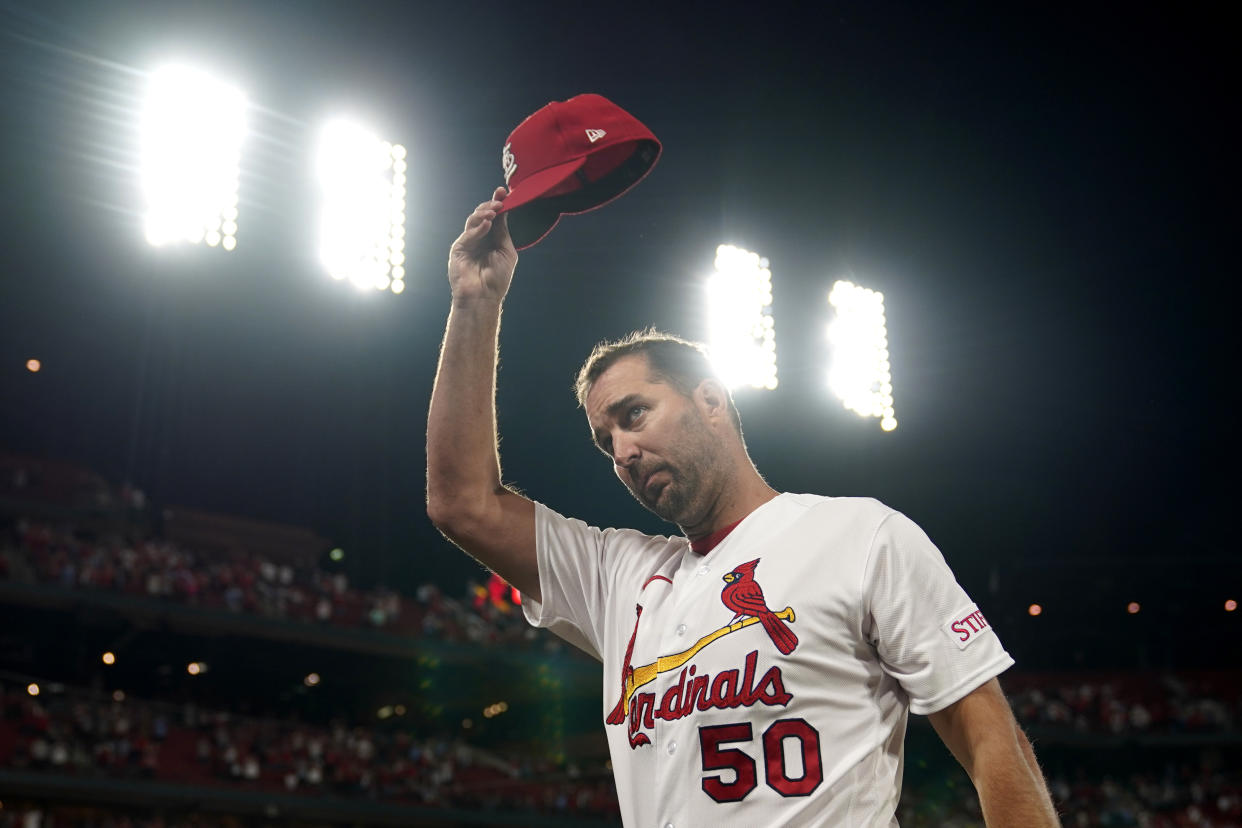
left=448, top=186, right=517, bottom=305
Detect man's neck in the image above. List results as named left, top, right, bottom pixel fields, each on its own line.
left=689, top=518, right=741, bottom=555
left=682, top=479, right=780, bottom=541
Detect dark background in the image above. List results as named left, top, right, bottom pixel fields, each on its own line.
left=1, top=1, right=1235, bottom=671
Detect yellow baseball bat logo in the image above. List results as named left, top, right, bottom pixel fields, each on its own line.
left=619, top=607, right=795, bottom=717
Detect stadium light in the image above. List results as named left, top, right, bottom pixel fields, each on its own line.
left=705, top=244, right=778, bottom=390
left=1027, top=604, right=1042, bottom=617
left=101, top=651, right=116, bottom=665
left=1227, top=599, right=1237, bottom=612
left=141, top=65, right=246, bottom=249
left=316, top=120, right=407, bottom=294
left=826, top=280, right=897, bottom=431
left=27, top=683, right=40, bottom=697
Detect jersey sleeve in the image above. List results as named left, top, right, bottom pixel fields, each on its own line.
left=521, top=501, right=673, bottom=661
left=862, top=510, right=1014, bottom=715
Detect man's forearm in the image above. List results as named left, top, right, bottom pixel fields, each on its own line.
left=975, top=727, right=1060, bottom=827
left=426, top=296, right=505, bottom=516
left=1016, top=725, right=1057, bottom=817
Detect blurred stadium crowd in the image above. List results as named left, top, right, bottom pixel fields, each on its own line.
left=1, top=454, right=1239, bottom=827
left=1, top=679, right=618, bottom=815
left=2, top=671, right=1241, bottom=827
left=2, top=517, right=534, bottom=650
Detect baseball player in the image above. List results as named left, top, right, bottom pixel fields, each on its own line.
left=426, top=189, right=1060, bottom=826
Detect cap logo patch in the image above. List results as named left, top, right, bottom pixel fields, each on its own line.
left=585, top=128, right=607, bottom=143
left=502, top=142, right=517, bottom=185
left=945, top=605, right=993, bottom=651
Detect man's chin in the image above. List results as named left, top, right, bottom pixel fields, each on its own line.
left=648, top=487, right=689, bottom=524
left=626, top=480, right=690, bottom=524
left=630, top=485, right=672, bottom=520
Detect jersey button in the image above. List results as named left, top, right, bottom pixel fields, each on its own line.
left=676, top=624, right=687, bottom=636
left=664, top=823, right=675, bottom=828
left=697, top=565, right=709, bottom=576
left=667, top=740, right=677, bottom=755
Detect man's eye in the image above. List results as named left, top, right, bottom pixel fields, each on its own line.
left=625, top=406, right=646, bottom=424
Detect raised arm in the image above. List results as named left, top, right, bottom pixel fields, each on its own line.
left=426, top=187, right=539, bottom=600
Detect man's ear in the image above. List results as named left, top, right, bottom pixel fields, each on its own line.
left=694, top=378, right=729, bottom=424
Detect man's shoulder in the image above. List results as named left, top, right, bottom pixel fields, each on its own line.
left=742, top=494, right=901, bottom=555
left=535, top=500, right=688, bottom=553
left=601, top=523, right=687, bottom=552
left=776, top=492, right=898, bottom=524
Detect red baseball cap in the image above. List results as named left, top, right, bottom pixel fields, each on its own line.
left=497, top=93, right=661, bottom=250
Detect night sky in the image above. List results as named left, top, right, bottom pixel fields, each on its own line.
left=1, top=2, right=1233, bottom=633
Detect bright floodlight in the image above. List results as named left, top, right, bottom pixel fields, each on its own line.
left=706, top=244, right=778, bottom=390
left=141, top=66, right=245, bottom=249
left=316, top=120, right=407, bottom=294
left=827, top=280, right=897, bottom=431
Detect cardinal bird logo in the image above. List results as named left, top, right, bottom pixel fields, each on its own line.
left=721, top=559, right=798, bottom=655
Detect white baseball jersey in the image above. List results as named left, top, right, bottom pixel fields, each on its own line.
left=522, top=493, right=1013, bottom=827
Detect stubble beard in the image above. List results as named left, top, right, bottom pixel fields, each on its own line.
left=629, top=410, right=726, bottom=529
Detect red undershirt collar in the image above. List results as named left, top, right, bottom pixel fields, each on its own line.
left=689, top=518, right=744, bottom=556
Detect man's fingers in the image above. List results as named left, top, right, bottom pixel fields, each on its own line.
left=455, top=191, right=509, bottom=250
left=466, top=199, right=504, bottom=224
left=492, top=211, right=512, bottom=247
left=464, top=208, right=497, bottom=233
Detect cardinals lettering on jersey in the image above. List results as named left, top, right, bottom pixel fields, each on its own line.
left=606, top=557, right=799, bottom=747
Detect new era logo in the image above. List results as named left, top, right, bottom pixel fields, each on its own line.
left=585, top=128, right=606, bottom=143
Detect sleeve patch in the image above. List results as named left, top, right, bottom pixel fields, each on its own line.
left=944, top=605, right=993, bottom=651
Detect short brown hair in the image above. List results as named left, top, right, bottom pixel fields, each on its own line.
left=575, top=328, right=742, bottom=432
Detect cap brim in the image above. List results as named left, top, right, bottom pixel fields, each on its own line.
left=498, top=157, right=587, bottom=214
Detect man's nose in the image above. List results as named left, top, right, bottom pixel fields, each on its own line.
left=611, top=433, right=640, bottom=469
